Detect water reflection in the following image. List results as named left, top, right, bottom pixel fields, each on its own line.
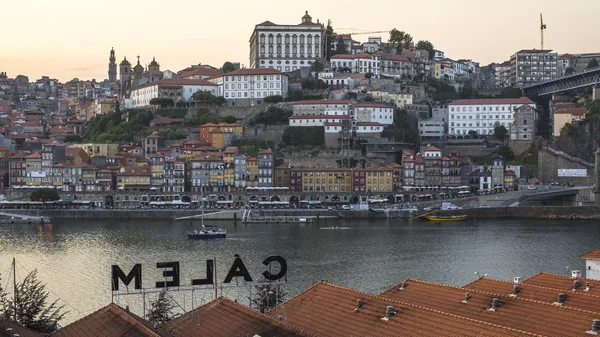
left=0, top=218, right=599, bottom=324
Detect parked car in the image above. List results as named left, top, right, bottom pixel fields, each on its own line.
left=550, top=182, right=560, bottom=186
left=341, top=205, right=351, bottom=210
left=527, top=185, right=537, bottom=190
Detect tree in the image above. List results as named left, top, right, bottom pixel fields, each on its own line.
left=460, top=82, right=475, bottom=99
left=146, top=291, right=177, bottom=325
left=192, top=91, right=225, bottom=107
left=222, top=61, right=236, bottom=73
left=389, top=29, right=409, bottom=53
left=63, top=135, right=82, bottom=143
left=249, top=279, right=288, bottom=313
left=325, top=20, right=335, bottom=60
left=364, top=94, right=374, bottom=102
left=30, top=189, right=60, bottom=203
left=587, top=58, right=599, bottom=69
left=263, top=95, right=283, bottom=103
left=468, top=130, right=478, bottom=137
left=335, top=36, right=347, bottom=55
left=565, top=67, right=575, bottom=75
left=365, top=72, right=373, bottom=79
left=415, top=40, right=435, bottom=60
left=493, top=123, right=508, bottom=141
left=497, top=145, right=515, bottom=161
left=289, top=90, right=304, bottom=101
left=149, top=97, right=174, bottom=108
left=1, top=270, right=66, bottom=333
left=221, top=115, right=237, bottom=123
left=310, top=58, right=325, bottom=78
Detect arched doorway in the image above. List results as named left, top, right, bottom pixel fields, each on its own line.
left=105, top=195, right=114, bottom=208
left=331, top=195, right=340, bottom=203
left=289, top=196, right=299, bottom=207
left=270, top=195, right=280, bottom=202
left=351, top=196, right=359, bottom=204
left=182, top=195, right=191, bottom=203
left=387, top=195, right=395, bottom=203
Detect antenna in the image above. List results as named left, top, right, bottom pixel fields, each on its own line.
left=540, top=13, right=547, bottom=50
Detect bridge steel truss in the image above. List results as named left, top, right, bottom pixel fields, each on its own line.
left=523, top=67, right=600, bottom=96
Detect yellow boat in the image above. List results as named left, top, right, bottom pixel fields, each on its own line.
left=425, top=215, right=467, bottom=221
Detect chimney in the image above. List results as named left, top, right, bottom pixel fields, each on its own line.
left=554, top=293, right=567, bottom=306
left=586, top=319, right=600, bottom=335
left=509, top=285, right=520, bottom=297
left=585, top=282, right=592, bottom=292
left=513, top=276, right=522, bottom=284
left=355, top=299, right=364, bottom=311
left=6, top=328, right=13, bottom=337
left=381, top=306, right=396, bottom=321
left=277, top=315, right=283, bottom=321
left=488, top=298, right=501, bottom=311
left=399, top=282, right=406, bottom=291
left=125, top=305, right=130, bottom=312
left=461, top=292, right=470, bottom=303
left=573, top=280, right=581, bottom=290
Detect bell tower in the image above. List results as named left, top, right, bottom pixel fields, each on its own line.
left=108, top=48, right=117, bottom=82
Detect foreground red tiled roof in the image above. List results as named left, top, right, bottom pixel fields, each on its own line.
left=463, top=277, right=600, bottom=313
left=168, top=297, right=313, bottom=337
left=449, top=97, right=535, bottom=106
left=53, top=303, right=163, bottom=337
left=581, top=248, right=600, bottom=259
left=378, top=278, right=600, bottom=337
left=271, top=282, right=536, bottom=337
left=524, top=272, right=600, bottom=295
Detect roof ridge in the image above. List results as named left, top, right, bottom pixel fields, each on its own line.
left=117, top=304, right=163, bottom=337
left=406, top=278, right=600, bottom=315
left=322, top=281, right=542, bottom=336
left=579, top=247, right=600, bottom=258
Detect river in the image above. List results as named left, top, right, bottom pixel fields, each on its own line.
left=0, top=217, right=599, bottom=324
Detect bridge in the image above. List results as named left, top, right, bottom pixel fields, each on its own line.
left=523, top=66, right=600, bottom=96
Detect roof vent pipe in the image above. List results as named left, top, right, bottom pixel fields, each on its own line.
left=355, top=299, right=364, bottom=311
left=487, top=298, right=500, bottom=311
left=574, top=280, right=581, bottom=290
left=509, top=285, right=520, bottom=298
left=585, top=282, right=592, bottom=292
left=6, top=328, right=13, bottom=337
left=586, top=319, right=600, bottom=335
left=554, top=293, right=567, bottom=306
left=399, top=282, right=406, bottom=291
left=461, top=292, right=470, bottom=303
left=381, top=306, right=396, bottom=321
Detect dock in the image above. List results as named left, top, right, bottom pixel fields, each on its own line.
left=243, top=216, right=315, bottom=223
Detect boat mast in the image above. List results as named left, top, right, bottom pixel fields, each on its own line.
left=12, top=257, right=17, bottom=319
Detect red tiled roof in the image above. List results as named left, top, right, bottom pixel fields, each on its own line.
left=354, top=103, right=391, bottom=108
left=378, top=278, right=600, bottom=337
left=117, top=166, right=151, bottom=176
left=135, top=78, right=216, bottom=90
left=580, top=248, right=600, bottom=259
left=168, top=297, right=313, bottom=336
left=449, top=97, right=535, bottom=106
left=554, top=108, right=586, bottom=115
left=524, top=272, right=600, bottom=295
left=225, top=68, right=283, bottom=76
left=463, top=277, right=600, bottom=313
left=423, top=146, right=441, bottom=151
left=294, top=100, right=351, bottom=105
left=179, top=67, right=223, bottom=79
left=272, top=282, right=536, bottom=337
left=53, top=303, right=164, bottom=337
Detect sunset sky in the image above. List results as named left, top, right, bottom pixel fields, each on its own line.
left=2, top=0, right=599, bottom=82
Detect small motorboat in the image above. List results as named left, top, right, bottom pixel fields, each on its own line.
left=188, top=225, right=227, bottom=239
left=425, top=215, right=467, bottom=222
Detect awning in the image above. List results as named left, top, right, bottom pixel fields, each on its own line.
left=217, top=200, right=233, bottom=204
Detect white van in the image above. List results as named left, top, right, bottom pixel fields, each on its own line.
left=341, top=205, right=351, bottom=210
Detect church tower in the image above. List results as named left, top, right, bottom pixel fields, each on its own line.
left=108, top=48, right=117, bottom=82
left=119, top=57, right=132, bottom=97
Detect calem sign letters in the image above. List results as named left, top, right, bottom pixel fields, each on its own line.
left=111, top=254, right=287, bottom=291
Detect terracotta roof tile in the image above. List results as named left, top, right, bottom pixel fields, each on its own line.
left=273, top=282, right=537, bottom=337
left=168, top=297, right=313, bottom=336
left=378, top=278, right=600, bottom=337
left=179, top=67, right=223, bottom=79
left=554, top=108, right=587, bottom=116
left=53, top=303, right=163, bottom=337
left=524, top=272, right=600, bottom=295
left=464, top=277, right=600, bottom=313
left=581, top=248, right=600, bottom=260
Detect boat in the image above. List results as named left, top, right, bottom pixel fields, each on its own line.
left=188, top=225, right=227, bottom=239
left=425, top=215, right=467, bottom=221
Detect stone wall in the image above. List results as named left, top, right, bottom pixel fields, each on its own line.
left=538, top=150, right=594, bottom=185
left=508, top=140, right=534, bottom=155
left=243, top=125, right=287, bottom=144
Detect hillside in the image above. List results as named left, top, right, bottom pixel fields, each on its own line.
left=554, top=113, right=600, bottom=163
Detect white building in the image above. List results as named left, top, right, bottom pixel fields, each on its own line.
left=580, top=248, right=600, bottom=280
left=324, top=121, right=384, bottom=134
left=419, top=119, right=445, bottom=141
left=249, top=11, right=324, bottom=71
left=289, top=114, right=351, bottom=126
left=178, top=66, right=223, bottom=80
left=292, top=100, right=351, bottom=116
left=510, top=49, right=558, bottom=88
left=448, top=97, right=536, bottom=136
left=330, top=53, right=381, bottom=77
left=211, top=68, right=288, bottom=100
left=494, top=61, right=511, bottom=88
left=353, top=103, right=394, bottom=125
left=130, top=79, right=218, bottom=108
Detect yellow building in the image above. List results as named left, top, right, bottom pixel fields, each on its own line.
left=150, top=154, right=165, bottom=189
left=274, top=165, right=291, bottom=188
left=434, top=62, right=442, bottom=79
left=223, top=147, right=237, bottom=191
left=553, top=108, right=586, bottom=136
left=116, top=166, right=151, bottom=190
left=246, top=157, right=258, bottom=187
left=293, top=168, right=352, bottom=193
left=361, top=167, right=393, bottom=193
left=199, top=123, right=244, bottom=149
left=95, top=97, right=117, bottom=116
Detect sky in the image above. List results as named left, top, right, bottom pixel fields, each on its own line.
left=1, top=0, right=599, bottom=82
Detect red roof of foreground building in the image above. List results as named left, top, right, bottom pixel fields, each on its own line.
left=168, top=297, right=314, bottom=337
left=271, top=281, right=535, bottom=337
left=449, top=97, right=535, bottom=106
left=378, top=278, right=600, bottom=337
left=523, top=272, right=600, bottom=295
left=580, top=247, right=600, bottom=259
left=53, top=303, right=164, bottom=337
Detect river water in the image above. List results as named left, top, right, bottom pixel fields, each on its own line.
left=0, top=217, right=599, bottom=324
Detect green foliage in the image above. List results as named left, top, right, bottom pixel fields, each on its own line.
left=301, top=78, right=327, bottom=90
left=497, top=145, right=515, bottom=161
left=186, top=108, right=219, bottom=126
left=325, top=20, right=335, bottom=60
left=221, top=115, right=237, bottom=123
left=222, top=61, right=236, bottom=73
left=249, top=279, right=287, bottom=313
left=146, top=291, right=177, bottom=325
left=565, top=67, right=575, bottom=75
left=162, top=126, right=188, bottom=140
left=84, top=110, right=154, bottom=143
left=310, top=58, right=325, bottom=75
left=231, top=139, right=275, bottom=157
left=467, top=130, right=478, bottom=136
left=282, top=127, right=324, bottom=147
left=155, top=108, right=187, bottom=119
left=460, top=82, right=476, bottom=99
left=381, top=110, right=418, bottom=144
left=347, top=92, right=357, bottom=99
left=254, top=107, right=292, bottom=125
left=192, top=91, right=226, bottom=106
left=335, top=36, right=347, bottom=55
left=496, top=87, right=523, bottom=99
left=1, top=270, right=66, bottom=333
left=365, top=73, right=373, bottom=79
left=428, top=78, right=458, bottom=101
left=149, top=97, right=174, bottom=108
left=263, top=95, right=284, bottom=103
left=363, top=95, right=374, bottom=102
left=587, top=58, right=599, bottom=69
left=388, top=29, right=412, bottom=52
left=289, top=90, right=305, bottom=101
left=493, top=123, right=508, bottom=141
left=415, top=40, right=435, bottom=59
left=63, top=135, right=82, bottom=143
left=30, top=188, right=60, bottom=202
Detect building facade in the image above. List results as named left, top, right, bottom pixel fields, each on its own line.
left=510, top=50, right=558, bottom=88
